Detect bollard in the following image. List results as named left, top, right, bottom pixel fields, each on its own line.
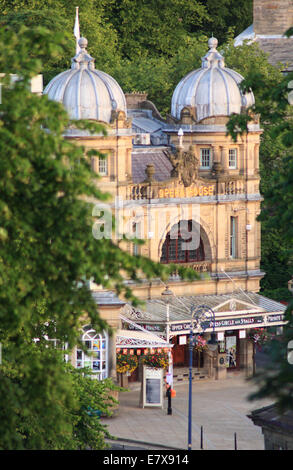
left=234, top=432, right=237, bottom=450
left=166, top=383, right=172, bottom=415
left=200, top=426, right=204, bottom=450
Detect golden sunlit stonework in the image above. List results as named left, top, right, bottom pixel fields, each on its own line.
left=44, top=35, right=286, bottom=384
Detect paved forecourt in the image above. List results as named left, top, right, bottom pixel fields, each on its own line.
left=101, top=374, right=273, bottom=450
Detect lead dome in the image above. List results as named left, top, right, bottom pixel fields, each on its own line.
left=44, top=37, right=127, bottom=123
left=171, top=37, right=255, bottom=122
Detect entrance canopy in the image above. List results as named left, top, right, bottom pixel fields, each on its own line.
left=121, top=293, right=287, bottom=336
left=117, top=314, right=173, bottom=349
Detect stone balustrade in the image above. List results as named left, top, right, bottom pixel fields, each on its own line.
left=170, top=261, right=212, bottom=276
left=125, top=178, right=246, bottom=200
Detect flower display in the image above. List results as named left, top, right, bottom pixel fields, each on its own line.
left=116, top=353, right=138, bottom=374
left=194, top=335, right=207, bottom=352
left=142, top=350, right=169, bottom=369
left=248, top=328, right=274, bottom=349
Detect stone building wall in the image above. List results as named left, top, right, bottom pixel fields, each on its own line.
left=254, top=0, right=293, bottom=35
left=263, top=429, right=293, bottom=450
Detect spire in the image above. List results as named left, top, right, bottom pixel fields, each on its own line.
left=74, top=6, right=80, bottom=55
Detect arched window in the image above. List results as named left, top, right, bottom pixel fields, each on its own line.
left=76, top=326, right=108, bottom=380
left=160, top=220, right=205, bottom=264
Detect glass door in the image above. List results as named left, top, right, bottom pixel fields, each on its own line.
left=225, top=332, right=238, bottom=369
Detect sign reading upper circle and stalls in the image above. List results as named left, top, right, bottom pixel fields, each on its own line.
left=169, top=313, right=286, bottom=334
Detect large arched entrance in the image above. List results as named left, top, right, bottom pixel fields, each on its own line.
left=160, top=219, right=212, bottom=370
left=160, top=219, right=210, bottom=264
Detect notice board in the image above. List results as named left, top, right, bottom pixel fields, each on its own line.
left=141, top=366, right=163, bottom=408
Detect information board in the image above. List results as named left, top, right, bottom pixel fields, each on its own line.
left=146, top=378, right=160, bottom=403
left=141, top=366, right=163, bottom=408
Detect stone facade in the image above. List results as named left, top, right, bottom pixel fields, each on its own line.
left=254, top=0, right=293, bottom=35
left=44, top=35, right=287, bottom=383
left=235, top=1, right=293, bottom=71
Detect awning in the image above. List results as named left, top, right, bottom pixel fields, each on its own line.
left=116, top=314, right=173, bottom=349
left=120, top=292, right=288, bottom=335
left=116, top=329, right=171, bottom=349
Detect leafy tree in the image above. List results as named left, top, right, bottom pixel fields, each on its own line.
left=226, top=29, right=293, bottom=411
left=0, top=342, right=118, bottom=449
left=1, top=25, right=196, bottom=449
left=0, top=1, right=120, bottom=84
left=198, top=0, right=253, bottom=44
left=102, top=0, right=208, bottom=59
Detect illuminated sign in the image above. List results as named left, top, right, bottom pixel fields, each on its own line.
left=158, top=185, right=214, bottom=199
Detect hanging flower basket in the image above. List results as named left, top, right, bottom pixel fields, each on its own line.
left=248, top=328, right=274, bottom=350
left=194, top=335, right=208, bottom=352
left=116, top=353, right=138, bottom=374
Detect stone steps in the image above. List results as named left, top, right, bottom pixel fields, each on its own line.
left=168, top=368, right=210, bottom=383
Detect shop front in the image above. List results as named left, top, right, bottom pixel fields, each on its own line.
left=121, top=292, right=288, bottom=380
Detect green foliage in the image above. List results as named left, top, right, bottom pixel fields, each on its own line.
left=0, top=2, right=120, bottom=85
left=0, top=23, right=201, bottom=448
left=249, top=303, right=293, bottom=412
left=0, top=342, right=117, bottom=449
left=198, top=0, right=253, bottom=44
left=0, top=25, right=200, bottom=449
left=226, top=39, right=293, bottom=410
left=102, top=0, right=208, bottom=59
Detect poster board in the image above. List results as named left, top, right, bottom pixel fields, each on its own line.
left=141, top=366, right=163, bottom=408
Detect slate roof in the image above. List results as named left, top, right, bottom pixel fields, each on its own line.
left=248, top=405, right=293, bottom=434
left=123, top=292, right=287, bottom=324
left=256, top=37, right=293, bottom=71
left=92, top=290, right=126, bottom=306
left=234, top=24, right=293, bottom=72
left=132, top=116, right=163, bottom=134
left=131, top=147, right=173, bottom=183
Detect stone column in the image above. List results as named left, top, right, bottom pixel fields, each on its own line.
left=254, top=143, right=260, bottom=175
left=239, top=143, right=246, bottom=175
left=220, top=145, right=229, bottom=173
left=242, top=338, right=254, bottom=378
left=108, top=330, right=117, bottom=381
left=212, top=145, right=221, bottom=163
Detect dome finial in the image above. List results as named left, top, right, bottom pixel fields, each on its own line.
left=208, top=36, right=218, bottom=51
left=78, top=37, right=88, bottom=50
left=71, top=37, right=95, bottom=70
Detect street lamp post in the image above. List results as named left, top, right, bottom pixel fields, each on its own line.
left=161, top=286, right=174, bottom=383
left=187, top=305, right=216, bottom=451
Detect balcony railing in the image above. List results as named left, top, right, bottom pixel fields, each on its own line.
left=170, top=261, right=212, bottom=277
left=125, top=179, right=246, bottom=201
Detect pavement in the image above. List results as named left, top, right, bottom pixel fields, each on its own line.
left=101, top=373, right=273, bottom=451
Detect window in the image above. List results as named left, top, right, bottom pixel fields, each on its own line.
left=200, top=148, right=211, bottom=168
left=229, top=149, right=237, bottom=169
left=160, top=220, right=205, bottom=264
left=230, top=216, right=237, bottom=258
left=76, top=327, right=108, bottom=380
left=98, top=156, right=108, bottom=176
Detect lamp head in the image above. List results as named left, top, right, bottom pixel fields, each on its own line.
left=207, top=333, right=218, bottom=351
left=161, top=286, right=174, bottom=304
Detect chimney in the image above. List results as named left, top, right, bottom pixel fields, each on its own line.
left=254, top=0, right=293, bottom=36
